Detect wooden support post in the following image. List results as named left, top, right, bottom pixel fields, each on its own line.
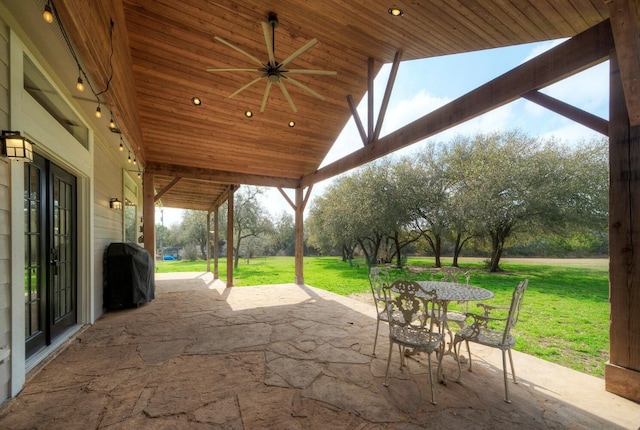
left=606, top=50, right=640, bottom=403
left=226, top=186, right=235, bottom=287
left=142, top=172, right=155, bottom=266
left=294, top=187, right=304, bottom=285
left=213, top=207, right=219, bottom=279
left=206, top=211, right=211, bottom=273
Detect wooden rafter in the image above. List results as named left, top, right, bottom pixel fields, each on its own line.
left=146, top=162, right=297, bottom=188
left=522, top=91, right=609, bottom=135
left=208, top=186, right=233, bottom=212
left=347, top=94, right=368, bottom=146
left=368, top=57, right=375, bottom=142
left=278, top=186, right=314, bottom=211
left=374, top=51, right=403, bottom=142
left=154, top=177, right=182, bottom=202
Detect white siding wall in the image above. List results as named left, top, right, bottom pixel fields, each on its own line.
left=93, top=139, right=124, bottom=317
left=0, top=15, right=11, bottom=403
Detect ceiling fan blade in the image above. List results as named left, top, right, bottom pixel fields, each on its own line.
left=280, top=38, right=318, bottom=67
left=214, top=36, right=263, bottom=66
left=228, top=76, right=263, bottom=99
left=206, top=68, right=260, bottom=72
left=260, top=81, right=273, bottom=112
left=278, top=81, right=298, bottom=113
left=286, top=69, right=337, bottom=76
left=261, top=22, right=276, bottom=66
left=286, top=76, right=326, bottom=101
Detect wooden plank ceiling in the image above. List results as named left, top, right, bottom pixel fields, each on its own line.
left=55, top=0, right=610, bottom=211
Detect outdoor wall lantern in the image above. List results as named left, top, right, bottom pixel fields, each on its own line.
left=109, top=198, right=123, bottom=210
left=1, top=130, right=34, bottom=162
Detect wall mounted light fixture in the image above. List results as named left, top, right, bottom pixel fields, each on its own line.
left=1, top=130, right=34, bottom=162
left=109, top=198, right=123, bottom=210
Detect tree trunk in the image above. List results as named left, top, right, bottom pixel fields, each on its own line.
left=488, top=228, right=508, bottom=272
left=452, top=233, right=461, bottom=266
left=393, top=233, right=402, bottom=268
left=234, top=237, right=242, bottom=269
left=419, top=231, right=442, bottom=267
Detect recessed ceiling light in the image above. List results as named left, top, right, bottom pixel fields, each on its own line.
left=191, top=97, right=202, bottom=106
left=245, top=110, right=253, bottom=118
left=288, top=121, right=295, bottom=128
left=388, top=7, right=404, bottom=17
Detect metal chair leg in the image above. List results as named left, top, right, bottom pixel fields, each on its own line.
left=383, top=342, right=393, bottom=387
left=373, top=320, right=380, bottom=355
left=427, top=353, right=437, bottom=405
left=502, top=350, right=511, bottom=403
left=508, top=348, right=517, bottom=383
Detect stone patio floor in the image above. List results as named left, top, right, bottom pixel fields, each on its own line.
left=0, top=272, right=639, bottom=429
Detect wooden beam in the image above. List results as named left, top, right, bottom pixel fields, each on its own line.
left=294, top=187, right=304, bottom=285
left=522, top=91, right=609, bottom=136
left=606, top=49, right=640, bottom=403
left=206, top=211, right=211, bottom=273
left=227, top=185, right=235, bottom=288
left=277, top=187, right=296, bottom=210
left=208, top=186, right=232, bottom=212
left=367, top=57, right=374, bottom=143
left=606, top=0, right=640, bottom=127
left=142, top=172, right=155, bottom=264
left=374, top=51, right=403, bottom=141
left=146, top=162, right=298, bottom=188
left=347, top=95, right=368, bottom=146
left=301, top=185, right=314, bottom=212
left=213, top=207, right=219, bottom=279
left=301, top=19, right=614, bottom=187
left=153, top=177, right=182, bottom=202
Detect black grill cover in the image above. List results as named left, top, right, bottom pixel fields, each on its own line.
left=104, top=242, right=155, bottom=310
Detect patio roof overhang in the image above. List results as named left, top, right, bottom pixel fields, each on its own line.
left=45, top=0, right=634, bottom=210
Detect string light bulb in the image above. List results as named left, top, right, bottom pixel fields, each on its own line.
left=95, top=104, right=102, bottom=119
left=127, top=152, right=132, bottom=163
left=109, top=116, right=116, bottom=130
left=43, top=2, right=54, bottom=24
left=118, top=138, right=124, bottom=152
left=76, top=76, right=84, bottom=92
left=133, top=157, right=137, bottom=165
left=137, top=171, right=141, bottom=179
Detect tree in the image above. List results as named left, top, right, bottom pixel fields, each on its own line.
left=232, top=187, right=273, bottom=268
left=307, top=180, right=360, bottom=259
left=270, top=212, right=295, bottom=255
left=397, top=146, right=451, bottom=267
left=443, top=131, right=608, bottom=272
left=177, top=210, right=209, bottom=259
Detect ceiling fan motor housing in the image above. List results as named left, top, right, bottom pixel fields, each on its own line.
left=268, top=13, right=278, bottom=28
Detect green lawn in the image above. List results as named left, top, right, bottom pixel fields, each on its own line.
left=156, top=256, right=610, bottom=377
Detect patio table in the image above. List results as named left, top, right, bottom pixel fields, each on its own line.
left=416, top=281, right=494, bottom=382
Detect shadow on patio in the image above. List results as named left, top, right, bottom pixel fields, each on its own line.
left=1, top=272, right=638, bottom=429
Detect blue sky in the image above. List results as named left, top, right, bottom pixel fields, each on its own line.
left=159, top=38, right=609, bottom=225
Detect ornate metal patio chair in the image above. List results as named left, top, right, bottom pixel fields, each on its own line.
left=382, top=280, right=444, bottom=405
left=368, top=267, right=390, bottom=355
left=453, top=279, right=529, bottom=403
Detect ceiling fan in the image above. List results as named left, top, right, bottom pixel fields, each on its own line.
left=206, top=13, right=337, bottom=113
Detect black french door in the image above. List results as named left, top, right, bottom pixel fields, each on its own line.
left=24, top=154, right=76, bottom=358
